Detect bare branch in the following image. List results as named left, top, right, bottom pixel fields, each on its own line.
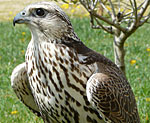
left=122, top=16, right=135, bottom=21
left=123, top=11, right=134, bottom=17
left=108, top=0, right=116, bottom=20
left=90, top=13, right=99, bottom=28
left=99, top=0, right=111, bottom=16
left=122, top=1, right=145, bottom=17
left=86, top=0, right=91, bottom=9
left=139, top=14, right=150, bottom=26
left=90, top=13, right=113, bottom=33
left=118, top=0, right=121, bottom=12
left=129, top=0, right=133, bottom=8
left=121, top=1, right=132, bottom=8
left=61, top=0, right=69, bottom=3
left=128, top=0, right=136, bottom=19
left=137, top=0, right=146, bottom=9
left=79, top=0, right=89, bottom=10
left=138, top=0, right=150, bottom=21
left=90, top=25, right=101, bottom=29
left=86, top=0, right=92, bottom=10
left=103, top=0, right=107, bottom=4
left=132, top=0, right=138, bottom=24
left=92, top=0, right=98, bottom=10
left=94, top=18, right=114, bottom=34
left=91, top=11, right=127, bottom=33
left=126, top=0, right=150, bottom=34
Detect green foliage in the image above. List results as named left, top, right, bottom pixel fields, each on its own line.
left=0, top=18, right=150, bottom=122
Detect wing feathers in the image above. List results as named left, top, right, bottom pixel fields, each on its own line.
left=11, top=63, right=41, bottom=116
left=86, top=72, right=140, bottom=123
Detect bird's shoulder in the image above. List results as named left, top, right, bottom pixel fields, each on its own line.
left=60, top=36, right=118, bottom=70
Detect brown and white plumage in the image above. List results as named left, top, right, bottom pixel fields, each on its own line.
left=12, top=2, right=140, bottom=123
left=86, top=66, right=139, bottom=122
left=11, top=62, right=40, bottom=116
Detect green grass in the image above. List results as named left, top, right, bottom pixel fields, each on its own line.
left=0, top=18, right=150, bottom=123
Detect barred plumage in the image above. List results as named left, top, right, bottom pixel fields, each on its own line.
left=11, top=2, right=140, bottom=123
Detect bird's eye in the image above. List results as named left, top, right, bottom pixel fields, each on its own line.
left=36, top=8, right=45, bottom=17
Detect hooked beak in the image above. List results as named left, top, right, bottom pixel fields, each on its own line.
left=13, top=11, right=29, bottom=26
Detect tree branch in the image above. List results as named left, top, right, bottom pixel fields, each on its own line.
left=123, top=1, right=145, bottom=18
left=79, top=0, right=89, bottom=10
left=95, top=18, right=114, bottom=34
left=124, top=0, right=150, bottom=35
left=138, top=0, right=150, bottom=21
left=132, top=0, right=138, bottom=24
left=108, top=0, right=116, bottom=20
left=139, top=14, right=150, bottom=26
left=91, top=11, right=127, bottom=33
left=91, top=0, right=98, bottom=10
left=90, top=13, right=114, bottom=34
left=99, top=0, right=111, bottom=17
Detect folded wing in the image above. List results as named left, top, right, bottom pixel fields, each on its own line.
left=86, top=72, right=140, bottom=123
left=11, top=62, right=41, bottom=116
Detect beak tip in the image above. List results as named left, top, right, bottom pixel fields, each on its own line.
left=13, top=20, right=16, bottom=26
left=13, top=13, right=22, bottom=27
left=13, top=12, right=28, bottom=26
left=13, top=15, right=17, bottom=27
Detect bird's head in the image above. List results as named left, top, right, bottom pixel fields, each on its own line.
left=13, top=2, right=74, bottom=40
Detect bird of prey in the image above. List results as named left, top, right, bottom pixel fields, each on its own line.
left=11, top=2, right=140, bottom=123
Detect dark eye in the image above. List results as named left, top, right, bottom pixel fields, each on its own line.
left=36, top=8, right=45, bottom=16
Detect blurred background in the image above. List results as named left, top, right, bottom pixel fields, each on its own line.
left=0, top=0, right=89, bottom=21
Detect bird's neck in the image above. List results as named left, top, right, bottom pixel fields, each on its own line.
left=29, top=28, right=62, bottom=44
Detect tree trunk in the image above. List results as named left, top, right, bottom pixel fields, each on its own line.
left=113, top=35, right=126, bottom=75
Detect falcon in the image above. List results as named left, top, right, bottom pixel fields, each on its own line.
left=11, top=2, right=140, bottom=123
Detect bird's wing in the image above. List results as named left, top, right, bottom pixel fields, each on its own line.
left=11, top=62, right=41, bottom=116
left=86, top=72, right=140, bottom=123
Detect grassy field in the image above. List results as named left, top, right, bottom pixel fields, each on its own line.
left=0, top=18, right=150, bottom=123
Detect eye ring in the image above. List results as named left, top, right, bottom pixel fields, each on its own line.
left=35, top=8, right=45, bottom=17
